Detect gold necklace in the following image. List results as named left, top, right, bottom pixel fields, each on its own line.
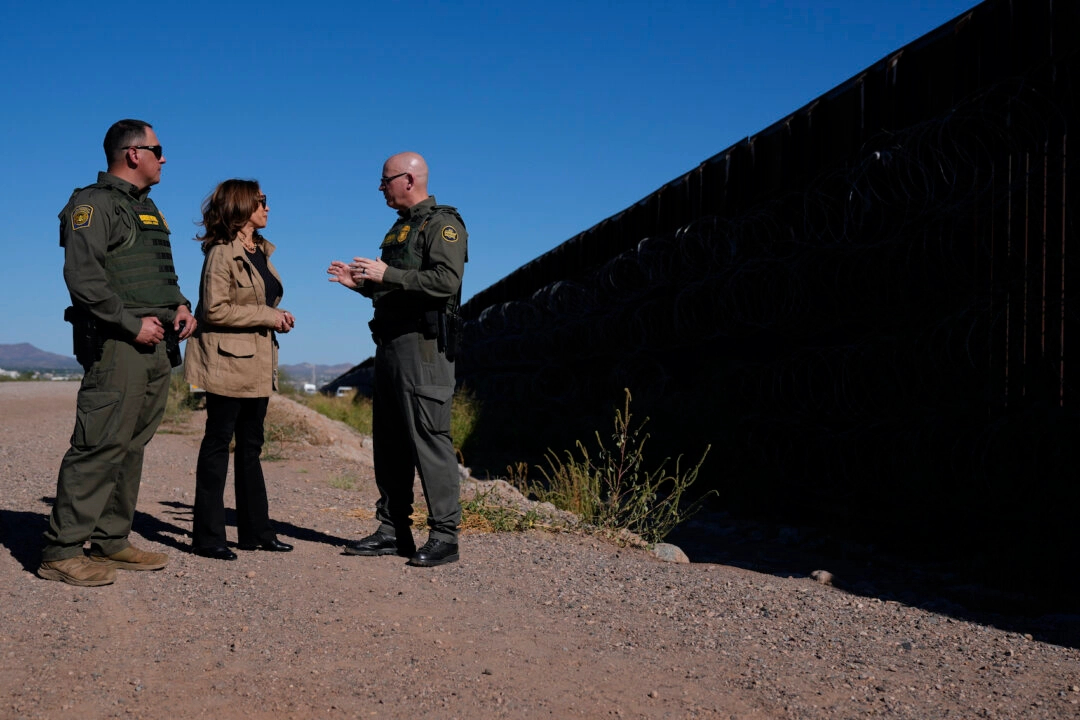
left=238, top=235, right=257, bottom=253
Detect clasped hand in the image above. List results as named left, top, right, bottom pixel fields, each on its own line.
left=134, top=306, right=198, bottom=346
left=275, top=310, right=296, bottom=333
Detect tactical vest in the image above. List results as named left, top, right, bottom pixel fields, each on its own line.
left=376, top=204, right=467, bottom=314
left=66, top=183, right=182, bottom=309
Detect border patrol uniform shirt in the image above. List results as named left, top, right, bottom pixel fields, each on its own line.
left=365, top=196, right=467, bottom=316
left=60, top=171, right=188, bottom=336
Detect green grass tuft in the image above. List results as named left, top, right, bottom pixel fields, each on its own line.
left=510, top=389, right=715, bottom=545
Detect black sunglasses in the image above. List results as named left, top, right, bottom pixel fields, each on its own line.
left=124, top=145, right=163, bottom=160
left=256, top=195, right=268, bottom=208
left=380, top=172, right=408, bottom=186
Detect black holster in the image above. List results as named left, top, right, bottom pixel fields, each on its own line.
left=64, top=306, right=104, bottom=370
left=163, top=322, right=184, bottom=368
left=421, top=310, right=440, bottom=340
left=435, top=310, right=463, bottom=361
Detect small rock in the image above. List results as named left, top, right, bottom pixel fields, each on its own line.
left=810, top=570, right=833, bottom=586
left=651, top=543, right=689, bottom=563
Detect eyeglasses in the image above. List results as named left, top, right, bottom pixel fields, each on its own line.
left=379, top=172, right=408, bottom=186
left=124, top=145, right=163, bottom=160
left=256, top=195, right=268, bottom=208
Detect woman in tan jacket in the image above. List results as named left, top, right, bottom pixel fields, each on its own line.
left=184, top=179, right=295, bottom=560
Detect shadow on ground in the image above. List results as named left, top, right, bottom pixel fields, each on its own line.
left=0, top=497, right=195, bottom=571
left=155, top=500, right=353, bottom=550
left=0, top=499, right=354, bottom=575
left=667, top=508, right=1080, bottom=650
left=9, top=495, right=1078, bottom=649
left=0, top=506, right=50, bottom=573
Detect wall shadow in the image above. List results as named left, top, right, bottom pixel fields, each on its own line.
left=667, top=506, right=1080, bottom=650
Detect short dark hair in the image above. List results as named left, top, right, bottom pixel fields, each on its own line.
left=103, top=119, right=152, bottom=165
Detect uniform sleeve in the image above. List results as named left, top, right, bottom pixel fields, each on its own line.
left=61, top=191, right=143, bottom=337
left=200, top=246, right=281, bottom=329
left=382, top=214, right=467, bottom=299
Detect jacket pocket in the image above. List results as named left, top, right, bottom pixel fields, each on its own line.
left=218, top=334, right=256, bottom=358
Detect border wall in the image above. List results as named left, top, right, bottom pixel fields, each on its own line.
left=455, top=0, right=1078, bottom=602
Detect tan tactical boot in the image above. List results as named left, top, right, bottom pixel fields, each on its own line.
left=89, top=544, right=168, bottom=571
left=38, top=556, right=116, bottom=586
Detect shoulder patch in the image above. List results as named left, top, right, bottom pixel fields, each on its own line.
left=441, top=226, right=459, bottom=243
left=71, top=205, right=93, bottom=230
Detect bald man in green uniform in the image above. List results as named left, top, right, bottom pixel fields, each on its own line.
left=328, top=151, right=467, bottom=567
left=39, top=119, right=196, bottom=586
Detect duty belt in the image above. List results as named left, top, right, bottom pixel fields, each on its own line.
left=368, top=315, right=424, bottom=345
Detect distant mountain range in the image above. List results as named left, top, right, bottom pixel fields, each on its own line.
left=0, top=343, right=357, bottom=381
left=0, top=343, right=80, bottom=371
left=277, top=362, right=357, bottom=387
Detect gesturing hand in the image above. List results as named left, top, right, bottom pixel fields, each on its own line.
left=327, top=260, right=358, bottom=289
left=349, top=257, right=386, bottom=284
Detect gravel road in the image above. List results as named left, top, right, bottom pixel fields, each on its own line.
left=1, top=381, right=1078, bottom=719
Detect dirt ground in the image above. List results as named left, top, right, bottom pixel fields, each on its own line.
left=1, top=381, right=1078, bottom=720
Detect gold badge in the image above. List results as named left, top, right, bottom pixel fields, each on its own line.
left=397, top=225, right=410, bottom=243
left=441, top=226, right=459, bottom=242
left=72, top=205, right=93, bottom=230
left=139, top=214, right=160, bottom=226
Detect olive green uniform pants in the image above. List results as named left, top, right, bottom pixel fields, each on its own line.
left=372, top=331, right=460, bottom=543
left=42, top=339, right=171, bottom=561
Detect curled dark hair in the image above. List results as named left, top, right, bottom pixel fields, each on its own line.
left=103, top=119, right=152, bottom=165
left=196, top=179, right=263, bottom=252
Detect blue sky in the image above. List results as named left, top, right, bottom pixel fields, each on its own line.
left=0, top=0, right=977, bottom=366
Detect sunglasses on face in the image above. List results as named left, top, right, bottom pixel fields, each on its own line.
left=256, top=195, right=268, bottom=208
left=124, top=145, right=163, bottom=160
left=379, top=172, right=408, bottom=186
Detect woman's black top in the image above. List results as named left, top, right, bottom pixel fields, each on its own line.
left=246, top=247, right=282, bottom=305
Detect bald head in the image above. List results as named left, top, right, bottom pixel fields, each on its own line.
left=389, top=152, right=428, bottom=186
left=380, top=152, right=430, bottom=210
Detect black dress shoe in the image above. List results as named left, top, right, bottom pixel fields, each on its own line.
left=193, top=545, right=238, bottom=561
left=344, top=531, right=415, bottom=557
left=407, top=539, right=459, bottom=567
left=238, top=538, right=293, bottom=552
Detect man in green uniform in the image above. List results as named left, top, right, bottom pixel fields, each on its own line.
left=328, top=151, right=467, bottom=567
left=39, top=119, right=197, bottom=586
